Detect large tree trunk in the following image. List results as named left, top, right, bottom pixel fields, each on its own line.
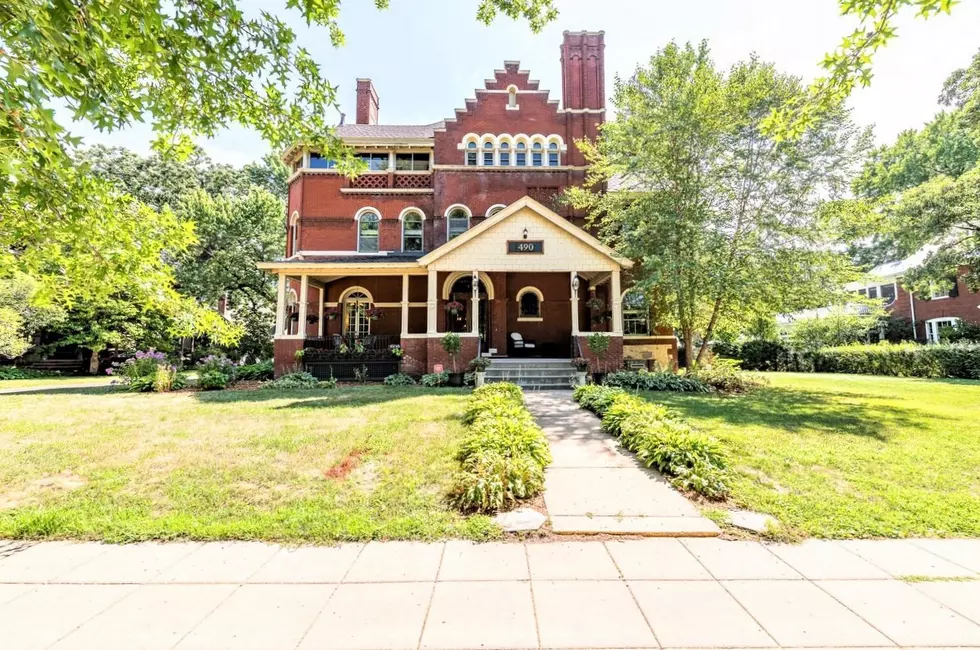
left=87, top=347, right=102, bottom=375
left=695, top=296, right=725, bottom=365
left=682, top=328, right=695, bottom=371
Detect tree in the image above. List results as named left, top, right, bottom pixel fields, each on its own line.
left=1, top=0, right=551, bottom=332
left=0, top=275, right=64, bottom=358
left=788, top=306, right=884, bottom=351
left=568, top=42, right=869, bottom=366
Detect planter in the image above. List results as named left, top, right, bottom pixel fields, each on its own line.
left=592, top=372, right=606, bottom=385
left=447, top=372, right=465, bottom=387
left=474, top=371, right=486, bottom=388
left=575, top=371, right=587, bottom=386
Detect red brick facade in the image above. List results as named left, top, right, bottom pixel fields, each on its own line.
left=886, top=265, right=980, bottom=339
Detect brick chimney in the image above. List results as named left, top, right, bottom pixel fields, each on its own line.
left=356, top=78, right=379, bottom=125
left=559, top=31, right=605, bottom=111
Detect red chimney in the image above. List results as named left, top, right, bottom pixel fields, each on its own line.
left=356, top=78, right=379, bottom=125
left=559, top=31, right=605, bottom=111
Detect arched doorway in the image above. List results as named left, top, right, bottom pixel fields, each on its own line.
left=445, top=274, right=492, bottom=351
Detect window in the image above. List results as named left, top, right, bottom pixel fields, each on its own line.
left=532, top=142, right=543, bottom=166
left=926, top=317, right=960, bottom=344
left=507, top=86, right=517, bottom=108
left=868, top=286, right=879, bottom=299
left=466, top=141, right=478, bottom=166
left=499, top=142, right=510, bottom=166
left=623, top=291, right=650, bottom=336
left=395, top=153, right=430, bottom=171
left=309, top=153, right=335, bottom=169
left=547, top=142, right=559, bottom=166
left=355, top=153, right=389, bottom=171
left=879, top=283, right=896, bottom=304
left=402, top=211, right=423, bottom=252
left=447, top=207, right=470, bottom=240
left=357, top=211, right=380, bottom=253
left=289, top=212, right=299, bottom=255
left=486, top=204, right=505, bottom=218
left=483, top=141, right=494, bottom=166
left=285, top=289, right=299, bottom=335
left=343, top=290, right=372, bottom=337
left=930, top=277, right=959, bottom=299
left=517, top=287, right=542, bottom=320
left=515, top=142, right=527, bottom=166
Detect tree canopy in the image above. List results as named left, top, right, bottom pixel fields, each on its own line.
left=568, top=42, right=870, bottom=363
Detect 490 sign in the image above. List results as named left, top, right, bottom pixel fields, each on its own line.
left=507, top=240, right=544, bottom=254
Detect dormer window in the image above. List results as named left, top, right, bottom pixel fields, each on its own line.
left=548, top=142, right=559, bottom=166
left=532, top=142, right=543, bottom=167
left=466, top=141, right=477, bottom=166
left=483, top=141, right=494, bottom=166
left=515, top=142, right=527, bottom=166
left=499, top=142, right=510, bottom=166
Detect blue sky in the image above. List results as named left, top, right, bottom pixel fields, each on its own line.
left=71, top=0, right=980, bottom=165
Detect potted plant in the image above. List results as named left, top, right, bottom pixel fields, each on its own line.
left=585, top=296, right=605, bottom=311
left=389, top=344, right=404, bottom=359
left=365, top=306, right=385, bottom=321
left=306, top=314, right=319, bottom=325
left=324, top=306, right=341, bottom=321
left=587, top=332, right=611, bottom=384
left=441, top=332, right=464, bottom=386
left=469, top=356, right=491, bottom=388
left=572, top=356, right=590, bottom=386
left=445, top=300, right=465, bottom=315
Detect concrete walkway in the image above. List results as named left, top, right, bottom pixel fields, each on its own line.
left=2, top=538, right=980, bottom=649
left=524, top=391, right=720, bottom=536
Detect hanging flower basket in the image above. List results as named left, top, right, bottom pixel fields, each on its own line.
left=306, top=314, right=319, bottom=325
left=365, top=307, right=385, bottom=321
left=586, top=296, right=605, bottom=311
left=445, top=300, right=465, bottom=315
left=324, top=306, right=341, bottom=321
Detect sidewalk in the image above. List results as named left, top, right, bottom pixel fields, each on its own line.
left=525, top=391, right=720, bottom=536
left=1, top=537, right=979, bottom=649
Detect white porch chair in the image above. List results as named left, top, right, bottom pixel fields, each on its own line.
left=510, top=332, right=536, bottom=356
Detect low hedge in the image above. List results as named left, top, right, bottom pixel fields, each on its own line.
left=450, top=382, right=551, bottom=513
left=573, top=385, right=730, bottom=498
left=810, top=342, right=980, bottom=379
left=603, top=370, right=709, bottom=393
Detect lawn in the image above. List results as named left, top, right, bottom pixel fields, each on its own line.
left=0, top=386, right=495, bottom=543
left=648, top=373, right=980, bottom=539
left=0, top=375, right=117, bottom=391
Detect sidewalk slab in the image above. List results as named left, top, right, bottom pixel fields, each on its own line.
left=533, top=579, right=657, bottom=649
left=151, top=542, right=279, bottom=584
left=842, top=539, right=978, bottom=579
left=681, top=539, right=802, bottom=580
left=420, top=581, right=537, bottom=649
left=437, top=541, right=529, bottom=581
left=0, top=541, right=107, bottom=582
left=911, top=580, right=980, bottom=625
left=526, top=541, right=620, bottom=580
left=910, top=538, right=980, bottom=573
left=246, top=544, right=362, bottom=583
left=767, top=540, right=890, bottom=580
left=605, top=539, right=713, bottom=580
left=818, top=579, right=980, bottom=646
left=52, top=584, right=235, bottom=650
left=551, top=514, right=720, bottom=536
left=344, top=541, right=443, bottom=582
left=59, top=542, right=201, bottom=584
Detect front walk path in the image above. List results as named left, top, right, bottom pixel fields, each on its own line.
left=2, top=538, right=980, bottom=649
left=524, top=390, right=720, bottom=536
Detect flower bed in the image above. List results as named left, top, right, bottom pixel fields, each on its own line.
left=449, top=383, right=551, bottom=513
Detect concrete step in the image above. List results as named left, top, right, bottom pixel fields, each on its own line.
left=488, top=363, right=575, bottom=370
left=484, top=369, right=577, bottom=378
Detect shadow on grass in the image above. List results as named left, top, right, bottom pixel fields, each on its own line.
left=650, top=386, right=945, bottom=442
left=0, top=385, right=121, bottom=397
left=192, top=385, right=470, bottom=410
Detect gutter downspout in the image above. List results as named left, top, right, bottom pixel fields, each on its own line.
left=909, top=288, right=917, bottom=340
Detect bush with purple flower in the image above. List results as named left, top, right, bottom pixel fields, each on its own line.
left=196, top=354, right=237, bottom=390
left=110, top=349, right=185, bottom=392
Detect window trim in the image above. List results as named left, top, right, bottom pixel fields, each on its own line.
left=925, top=316, right=960, bottom=344
left=445, top=204, right=472, bottom=241
left=399, top=208, right=425, bottom=253
left=465, top=140, right=478, bottom=166
left=621, top=289, right=651, bottom=337
left=340, top=287, right=374, bottom=337
left=516, top=286, right=544, bottom=322
left=354, top=208, right=381, bottom=254
left=288, top=211, right=300, bottom=256
left=486, top=204, right=507, bottom=218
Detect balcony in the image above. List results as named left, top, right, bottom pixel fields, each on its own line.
left=343, top=171, right=433, bottom=193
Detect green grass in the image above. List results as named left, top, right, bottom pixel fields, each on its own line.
left=0, top=386, right=498, bottom=543
left=646, top=373, right=980, bottom=539
left=0, top=376, right=117, bottom=391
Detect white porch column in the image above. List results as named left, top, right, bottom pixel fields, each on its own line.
left=427, top=269, right=438, bottom=334
left=611, top=269, right=623, bottom=335
left=470, top=270, right=480, bottom=336
left=401, top=274, right=410, bottom=337
left=275, top=272, right=287, bottom=337
left=317, top=284, right=325, bottom=337
left=570, top=272, right=580, bottom=336
left=297, top=274, right=309, bottom=338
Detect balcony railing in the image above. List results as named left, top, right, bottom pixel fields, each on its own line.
left=303, top=334, right=401, bottom=381
left=348, top=172, right=432, bottom=190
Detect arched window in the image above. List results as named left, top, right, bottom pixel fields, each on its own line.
left=286, top=288, right=299, bottom=335
left=357, top=211, right=380, bottom=253
left=466, top=141, right=478, bottom=166
left=515, top=142, right=527, bottom=166
left=507, top=85, right=518, bottom=108
left=517, top=287, right=543, bottom=320
left=483, top=141, right=495, bottom=166
left=341, top=288, right=372, bottom=337
left=446, top=206, right=470, bottom=240
left=622, top=290, right=650, bottom=336
left=486, top=204, right=506, bottom=218
left=401, top=210, right=424, bottom=252
left=289, top=212, right=300, bottom=256
left=531, top=142, right=543, bottom=167
left=548, top=142, right=560, bottom=166
left=499, top=141, right=511, bottom=166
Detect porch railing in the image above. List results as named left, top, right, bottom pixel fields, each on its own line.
left=302, top=334, right=400, bottom=364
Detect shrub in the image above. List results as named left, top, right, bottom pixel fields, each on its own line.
left=0, top=367, right=60, bottom=380
left=420, top=371, right=449, bottom=387
left=262, top=371, right=322, bottom=389
left=810, top=342, right=980, bottom=379
left=110, top=350, right=185, bottom=392
left=710, top=340, right=741, bottom=359
left=942, top=321, right=980, bottom=343
left=237, top=360, right=274, bottom=381
left=574, top=385, right=730, bottom=498
left=197, top=370, right=229, bottom=391
left=383, top=373, right=417, bottom=386
left=690, top=358, right=764, bottom=393
left=469, top=356, right=491, bottom=372
left=586, top=332, right=612, bottom=373
left=450, top=382, right=551, bottom=513
left=441, top=333, right=462, bottom=373
left=197, top=354, right=236, bottom=381
left=603, top=369, right=709, bottom=393
left=739, top=339, right=789, bottom=371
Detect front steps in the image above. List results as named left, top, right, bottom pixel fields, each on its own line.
left=484, top=358, right=578, bottom=390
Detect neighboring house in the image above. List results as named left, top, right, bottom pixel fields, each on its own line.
left=779, top=248, right=979, bottom=343
left=259, top=31, right=677, bottom=378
